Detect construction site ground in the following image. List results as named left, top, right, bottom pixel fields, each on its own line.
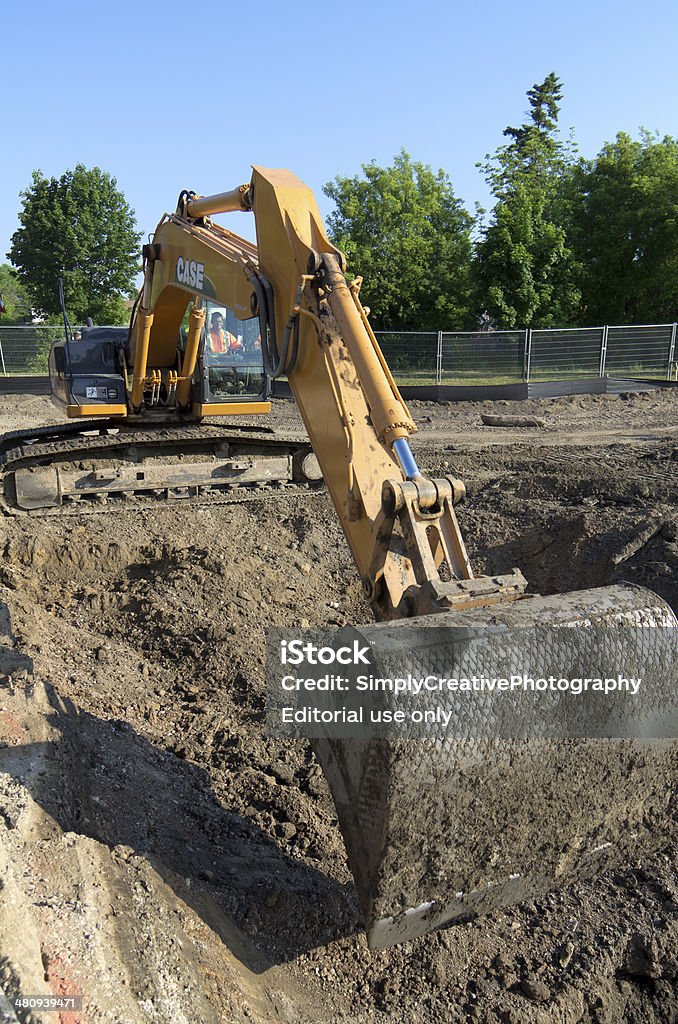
left=0, top=390, right=676, bottom=1024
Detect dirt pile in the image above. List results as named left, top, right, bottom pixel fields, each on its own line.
left=0, top=391, right=676, bottom=1023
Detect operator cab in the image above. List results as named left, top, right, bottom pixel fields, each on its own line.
left=196, top=301, right=268, bottom=406
left=48, top=302, right=270, bottom=420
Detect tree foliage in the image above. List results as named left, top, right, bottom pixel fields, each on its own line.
left=8, top=165, right=141, bottom=324
left=562, top=131, right=678, bottom=324
left=475, top=73, right=581, bottom=328
left=323, top=151, right=475, bottom=330
left=0, top=263, right=31, bottom=324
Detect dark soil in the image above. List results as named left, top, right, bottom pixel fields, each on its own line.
left=0, top=390, right=676, bottom=1024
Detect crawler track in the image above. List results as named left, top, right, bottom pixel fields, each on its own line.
left=1, top=421, right=323, bottom=515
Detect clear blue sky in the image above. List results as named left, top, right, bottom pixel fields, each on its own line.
left=3, top=0, right=677, bottom=263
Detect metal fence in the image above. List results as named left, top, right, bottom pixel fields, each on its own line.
left=0, top=325, right=67, bottom=375
left=372, top=331, right=439, bottom=383
left=1, top=322, right=676, bottom=385
left=440, top=330, right=526, bottom=384
left=376, top=324, right=677, bottom=385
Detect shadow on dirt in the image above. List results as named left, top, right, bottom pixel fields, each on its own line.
left=1, top=676, right=360, bottom=974
left=479, top=513, right=678, bottom=614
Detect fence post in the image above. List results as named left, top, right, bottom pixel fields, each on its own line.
left=667, top=323, right=677, bottom=381
left=522, top=329, right=532, bottom=382
left=436, top=331, right=443, bottom=385
left=599, top=325, right=609, bottom=378
left=0, top=336, right=6, bottom=378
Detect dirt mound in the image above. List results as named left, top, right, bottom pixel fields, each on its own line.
left=0, top=392, right=676, bottom=1023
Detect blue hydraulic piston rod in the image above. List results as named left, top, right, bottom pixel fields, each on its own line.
left=392, top=437, right=421, bottom=480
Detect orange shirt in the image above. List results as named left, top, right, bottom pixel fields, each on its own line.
left=210, top=328, right=228, bottom=354
left=210, top=327, right=242, bottom=354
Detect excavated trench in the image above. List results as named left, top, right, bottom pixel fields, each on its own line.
left=0, top=392, right=676, bottom=1024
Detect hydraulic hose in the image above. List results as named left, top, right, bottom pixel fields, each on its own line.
left=248, top=270, right=299, bottom=379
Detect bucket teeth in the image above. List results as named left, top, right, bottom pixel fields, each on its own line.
left=311, top=584, right=678, bottom=948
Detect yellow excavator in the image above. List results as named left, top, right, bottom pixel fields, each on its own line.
left=3, top=167, right=675, bottom=947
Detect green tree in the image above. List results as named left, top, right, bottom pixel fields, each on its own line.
left=8, top=165, right=141, bottom=324
left=323, top=150, right=475, bottom=330
left=0, top=263, right=31, bottom=323
left=563, top=131, right=678, bottom=324
left=475, top=73, right=581, bottom=328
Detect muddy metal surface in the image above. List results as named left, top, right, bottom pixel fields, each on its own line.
left=0, top=391, right=676, bottom=1024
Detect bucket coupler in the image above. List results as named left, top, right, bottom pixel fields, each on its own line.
left=367, top=475, right=528, bottom=620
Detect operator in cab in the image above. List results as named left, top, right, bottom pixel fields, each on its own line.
left=209, top=310, right=243, bottom=356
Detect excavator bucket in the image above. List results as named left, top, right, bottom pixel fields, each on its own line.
left=309, top=584, right=677, bottom=948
